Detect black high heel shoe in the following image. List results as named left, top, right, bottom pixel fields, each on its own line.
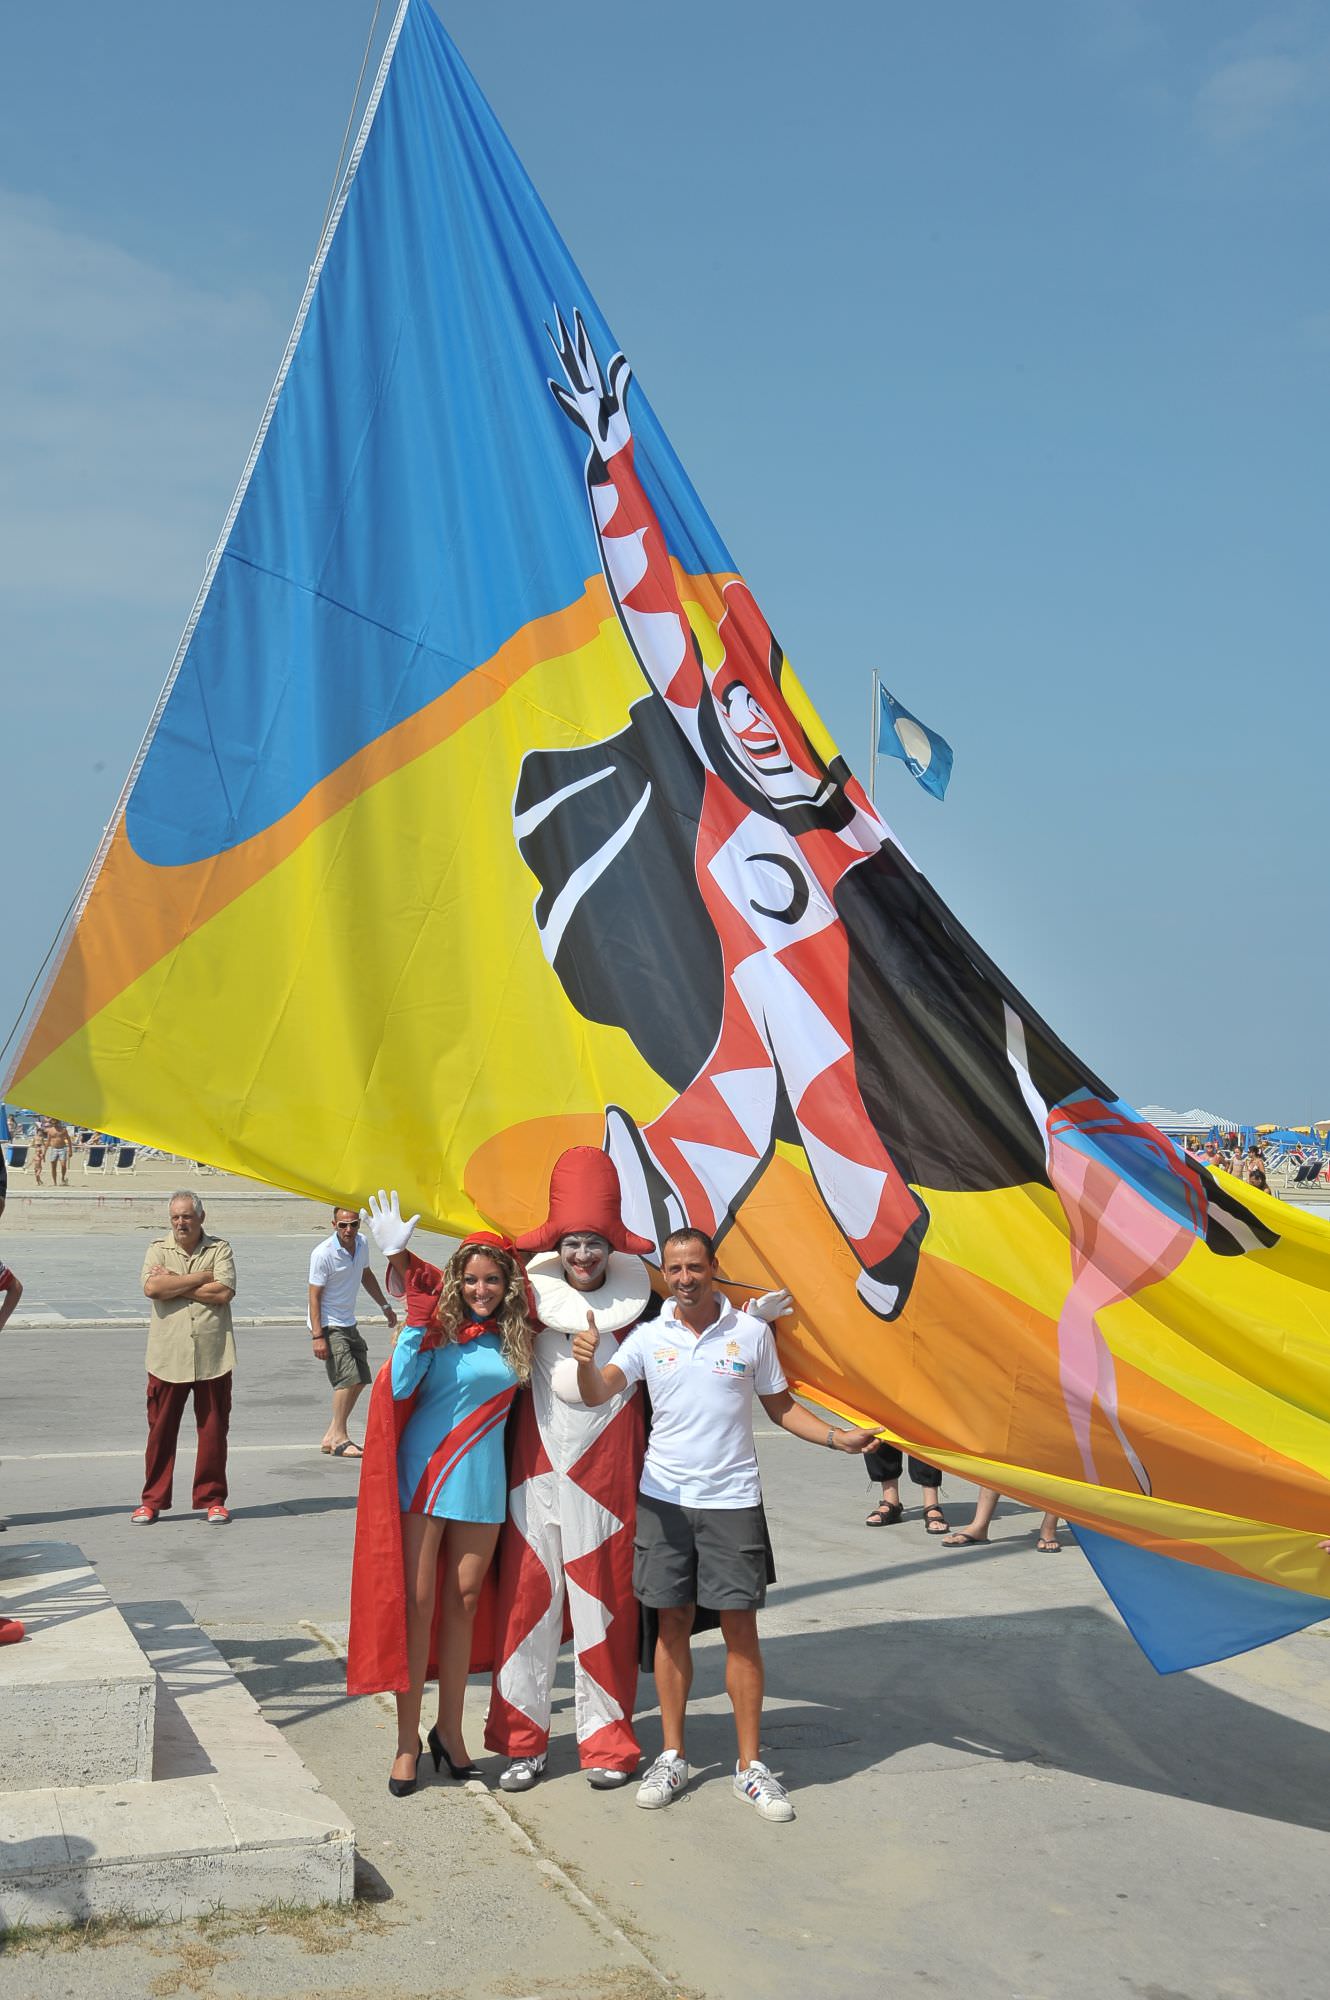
left=428, top=1725, right=478, bottom=1780
left=388, top=1741, right=423, bottom=1798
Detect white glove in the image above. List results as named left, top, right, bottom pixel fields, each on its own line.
left=748, top=1288, right=794, bottom=1323
left=362, top=1188, right=419, bottom=1258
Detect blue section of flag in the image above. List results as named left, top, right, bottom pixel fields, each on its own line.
left=126, top=0, right=731, bottom=868
left=1048, top=1093, right=1206, bottom=1238
left=876, top=685, right=953, bottom=800
left=1073, top=1524, right=1330, bottom=1673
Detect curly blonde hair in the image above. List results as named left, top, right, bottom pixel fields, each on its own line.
left=431, top=1240, right=533, bottom=1384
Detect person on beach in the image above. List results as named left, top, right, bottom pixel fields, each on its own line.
left=349, top=1194, right=535, bottom=1798
left=572, top=1226, right=877, bottom=1824
left=308, top=1207, right=397, bottom=1458
left=44, top=1119, right=73, bottom=1187
left=132, top=1191, right=237, bottom=1526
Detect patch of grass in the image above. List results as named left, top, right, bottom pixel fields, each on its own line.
left=198, top=1895, right=388, bottom=1955
left=0, top=1907, right=167, bottom=1955
left=146, top=1938, right=227, bottom=1995
left=488, top=1974, right=696, bottom=2000
left=0, top=1893, right=384, bottom=1960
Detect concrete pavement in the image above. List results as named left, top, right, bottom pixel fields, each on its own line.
left=1, top=1226, right=1328, bottom=1997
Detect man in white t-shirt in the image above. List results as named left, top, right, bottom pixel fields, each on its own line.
left=573, top=1226, right=877, bottom=1824
left=308, top=1208, right=397, bottom=1458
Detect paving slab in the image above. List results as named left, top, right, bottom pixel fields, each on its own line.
left=0, top=1542, right=155, bottom=1789
left=0, top=1578, right=353, bottom=1930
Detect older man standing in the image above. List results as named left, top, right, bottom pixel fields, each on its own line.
left=132, top=1190, right=237, bottom=1526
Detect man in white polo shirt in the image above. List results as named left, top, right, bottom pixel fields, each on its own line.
left=572, top=1226, right=877, bottom=1823
left=308, top=1208, right=397, bottom=1457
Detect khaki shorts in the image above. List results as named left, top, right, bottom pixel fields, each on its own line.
left=321, top=1325, right=371, bottom=1389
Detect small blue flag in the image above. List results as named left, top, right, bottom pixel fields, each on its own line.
left=877, top=685, right=953, bottom=800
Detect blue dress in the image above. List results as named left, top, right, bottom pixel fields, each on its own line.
left=392, top=1319, right=518, bottom=1522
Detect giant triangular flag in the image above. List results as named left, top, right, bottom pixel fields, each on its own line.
left=7, top=0, right=1330, bottom=1670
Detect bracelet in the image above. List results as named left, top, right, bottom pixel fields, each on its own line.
left=825, top=1426, right=838, bottom=1450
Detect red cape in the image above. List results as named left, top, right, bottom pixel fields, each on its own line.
left=346, top=1357, right=510, bottom=1695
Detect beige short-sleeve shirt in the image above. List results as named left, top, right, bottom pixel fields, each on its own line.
left=141, top=1233, right=238, bottom=1383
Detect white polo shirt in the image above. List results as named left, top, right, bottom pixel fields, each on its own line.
left=613, top=1298, right=787, bottom=1509
left=307, top=1231, right=368, bottom=1329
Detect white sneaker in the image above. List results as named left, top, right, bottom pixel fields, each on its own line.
left=635, top=1750, right=689, bottom=1810
left=734, top=1760, right=795, bottom=1822
left=498, top=1754, right=546, bottom=1792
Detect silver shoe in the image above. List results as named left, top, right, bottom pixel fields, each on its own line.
left=498, top=1754, right=546, bottom=1792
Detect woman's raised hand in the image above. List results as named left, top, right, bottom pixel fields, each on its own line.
left=362, top=1188, right=420, bottom=1257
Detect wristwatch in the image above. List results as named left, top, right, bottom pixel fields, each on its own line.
left=825, top=1426, right=837, bottom=1450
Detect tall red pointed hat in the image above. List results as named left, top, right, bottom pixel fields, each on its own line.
left=516, top=1146, right=653, bottom=1255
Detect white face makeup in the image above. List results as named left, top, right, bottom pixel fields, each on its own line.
left=558, top=1232, right=611, bottom=1292
left=716, top=680, right=831, bottom=807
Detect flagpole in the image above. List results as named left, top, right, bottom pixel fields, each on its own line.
left=869, top=670, right=879, bottom=806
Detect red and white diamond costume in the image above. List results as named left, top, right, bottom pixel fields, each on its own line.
left=484, top=1150, right=653, bottom=1776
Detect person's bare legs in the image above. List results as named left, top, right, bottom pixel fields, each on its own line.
left=653, top=1605, right=696, bottom=1754
left=920, top=1478, right=950, bottom=1534
left=394, top=1512, right=445, bottom=1781
left=1036, top=1509, right=1062, bottom=1551
left=431, top=1520, right=501, bottom=1764
left=322, top=1383, right=365, bottom=1453
left=719, top=1610, right=764, bottom=1768
left=942, top=1485, right=1000, bottom=1547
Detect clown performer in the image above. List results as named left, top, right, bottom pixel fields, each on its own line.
left=483, top=1147, right=657, bottom=1792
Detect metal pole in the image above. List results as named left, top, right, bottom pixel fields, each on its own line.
left=869, top=670, right=879, bottom=805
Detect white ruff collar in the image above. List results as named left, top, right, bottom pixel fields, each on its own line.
left=527, top=1251, right=651, bottom=1335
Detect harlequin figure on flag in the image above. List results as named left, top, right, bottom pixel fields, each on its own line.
left=519, top=311, right=930, bottom=1321
left=516, top=309, right=1280, bottom=1490
left=484, top=1147, right=657, bottom=1789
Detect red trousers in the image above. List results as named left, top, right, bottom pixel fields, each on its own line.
left=142, top=1372, right=232, bottom=1510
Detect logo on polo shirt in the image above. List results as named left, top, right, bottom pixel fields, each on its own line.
left=713, top=1339, right=748, bottom=1376
left=652, top=1347, right=678, bottom=1371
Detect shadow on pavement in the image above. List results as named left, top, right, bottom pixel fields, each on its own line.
left=650, top=1605, right=1330, bottom=1834
left=5, top=1495, right=360, bottom=1528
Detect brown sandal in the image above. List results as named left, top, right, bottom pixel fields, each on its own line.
left=923, top=1505, right=951, bottom=1534
left=865, top=1502, right=904, bottom=1526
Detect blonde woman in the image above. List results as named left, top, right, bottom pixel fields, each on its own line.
left=348, top=1194, right=534, bottom=1798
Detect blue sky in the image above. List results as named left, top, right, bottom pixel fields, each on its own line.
left=2, top=0, right=1326, bottom=1119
